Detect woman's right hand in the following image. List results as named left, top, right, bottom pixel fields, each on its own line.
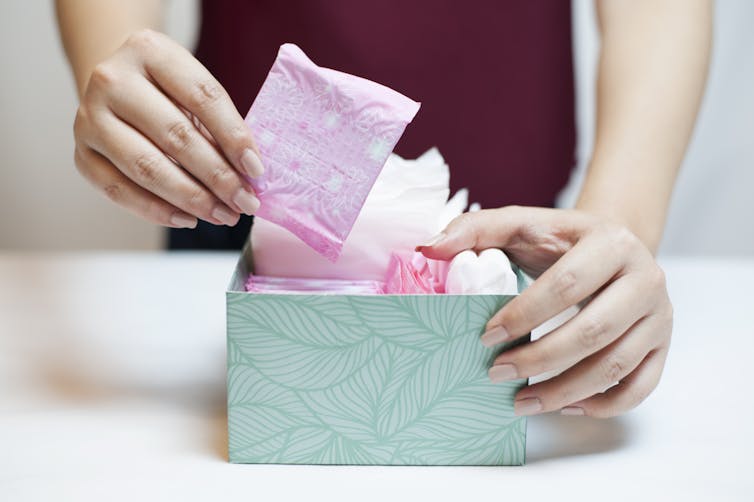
left=73, top=29, right=264, bottom=229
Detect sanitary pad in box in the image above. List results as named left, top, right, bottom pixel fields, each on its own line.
left=226, top=244, right=529, bottom=465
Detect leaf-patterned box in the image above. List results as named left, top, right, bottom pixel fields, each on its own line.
left=226, top=244, right=529, bottom=465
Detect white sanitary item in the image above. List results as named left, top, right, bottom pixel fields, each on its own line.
left=251, top=148, right=466, bottom=281
left=445, top=248, right=518, bottom=295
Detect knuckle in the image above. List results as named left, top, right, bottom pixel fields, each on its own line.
left=518, top=340, right=552, bottom=376
left=499, top=299, right=527, bottom=333
left=131, top=153, right=164, bottom=186
left=649, top=266, right=668, bottom=290
left=577, top=315, right=608, bottom=351
left=206, top=165, right=235, bottom=191
left=102, top=182, right=124, bottom=203
left=165, top=121, right=196, bottom=155
left=144, top=199, right=170, bottom=225
left=189, top=79, right=224, bottom=110
left=552, top=386, right=576, bottom=410
left=73, top=148, right=87, bottom=175
left=599, top=354, right=628, bottom=386
left=611, top=225, right=640, bottom=250
left=446, top=212, right=479, bottom=247
left=664, top=301, right=674, bottom=328
left=73, top=111, right=90, bottom=145
left=185, top=186, right=213, bottom=215
left=451, top=210, right=474, bottom=228
left=89, top=62, right=119, bottom=88
left=126, top=28, right=161, bottom=50
left=227, top=124, right=251, bottom=146
left=553, top=269, right=579, bottom=304
left=654, top=306, right=674, bottom=344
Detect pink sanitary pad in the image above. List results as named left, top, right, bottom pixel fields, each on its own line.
left=245, top=275, right=385, bottom=295
left=244, top=44, right=421, bottom=261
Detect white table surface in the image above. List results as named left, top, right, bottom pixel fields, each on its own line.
left=1, top=252, right=752, bottom=501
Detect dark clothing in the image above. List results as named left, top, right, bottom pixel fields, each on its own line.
left=169, top=0, right=575, bottom=250
left=168, top=215, right=253, bottom=250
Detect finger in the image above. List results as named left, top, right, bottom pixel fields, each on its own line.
left=179, top=106, right=217, bottom=147
left=511, top=312, right=669, bottom=415
left=565, top=347, right=669, bottom=418
left=75, top=146, right=197, bottom=228
left=417, top=206, right=593, bottom=261
left=488, top=273, right=657, bottom=381
left=481, top=229, right=637, bottom=343
left=125, top=29, right=264, bottom=179
left=84, top=111, right=240, bottom=226
left=107, top=74, right=260, bottom=216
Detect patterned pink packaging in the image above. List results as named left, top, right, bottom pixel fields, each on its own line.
left=244, top=44, right=421, bottom=261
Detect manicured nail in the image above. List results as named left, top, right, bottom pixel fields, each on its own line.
left=170, top=212, right=197, bottom=229
left=211, top=205, right=238, bottom=226
left=514, top=397, right=543, bottom=416
left=560, top=407, right=585, bottom=416
left=415, top=232, right=446, bottom=250
left=241, top=148, right=265, bottom=178
left=489, top=363, right=518, bottom=383
left=480, top=325, right=510, bottom=347
left=232, top=188, right=260, bottom=215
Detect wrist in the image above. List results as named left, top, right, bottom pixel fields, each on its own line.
left=575, top=193, right=663, bottom=254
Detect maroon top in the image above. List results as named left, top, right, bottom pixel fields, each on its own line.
left=195, top=0, right=575, bottom=209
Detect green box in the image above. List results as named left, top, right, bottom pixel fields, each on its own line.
left=226, top=243, right=529, bottom=465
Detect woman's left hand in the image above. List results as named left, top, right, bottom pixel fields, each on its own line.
left=419, top=206, right=673, bottom=418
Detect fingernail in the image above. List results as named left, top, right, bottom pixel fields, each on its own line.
left=480, top=325, right=510, bottom=347
left=560, top=407, right=585, bottom=416
left=489, top=363, right=518, bottom=383
left=241, top=148, right=265, bottom=178
left=514, top=397, right=542, bottom=416
left=232, top=188, right=260, bottom=215
left=415, top=232, right=446, bottom=250
left=211, top=205, right=238, bottom=226
left=170, top=212, right=197, bottom=229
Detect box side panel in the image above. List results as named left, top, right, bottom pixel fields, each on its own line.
left=227, top=293, right=528, bottom=465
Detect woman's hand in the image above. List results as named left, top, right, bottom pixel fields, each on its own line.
left=419, top=206, right=673, bottom=418
left=72, top=29, right=264, bottom=229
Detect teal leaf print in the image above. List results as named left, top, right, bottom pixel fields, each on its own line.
left=227, top=292, right=527, bottom=465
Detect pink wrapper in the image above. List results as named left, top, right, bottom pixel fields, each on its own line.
left=245, top=44, right=421, bottom=261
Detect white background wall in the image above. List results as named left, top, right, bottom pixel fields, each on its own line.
left=562, top=0, right=754, bottom=255
left=0, top=0, right=199, bottom=251
left=0, top=1, right=751, bottom=254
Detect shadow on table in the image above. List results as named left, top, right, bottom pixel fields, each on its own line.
left=15, top=259, right=231, bottom=462
left=525, top=413, right=629, bottom=463
left=34, top=338, right=229, bottom=462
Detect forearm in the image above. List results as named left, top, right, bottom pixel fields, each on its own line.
left=576, top=0, right=712, bottom=252
left=55, top=0, right=163, bottom=97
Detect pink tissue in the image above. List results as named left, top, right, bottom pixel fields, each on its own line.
left=383, top=252, right=446, bottom=294
left=244, top=43, right=420, bottom=261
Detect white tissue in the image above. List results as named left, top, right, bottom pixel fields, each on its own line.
left=445, top=248, right=518, bottom=295
left=251, top=148, right=466, bottom=281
